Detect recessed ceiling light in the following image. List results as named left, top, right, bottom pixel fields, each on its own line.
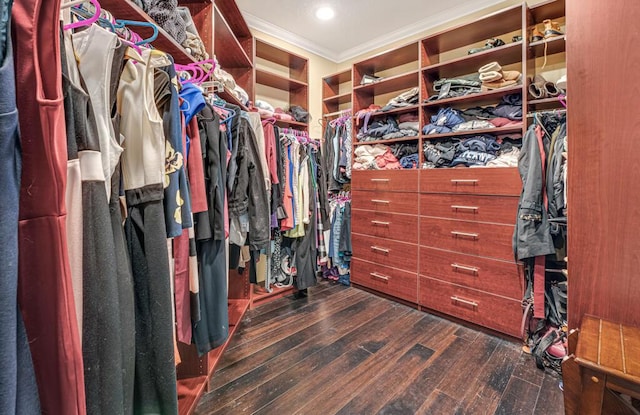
left=315, top=6, right=335, bottom=21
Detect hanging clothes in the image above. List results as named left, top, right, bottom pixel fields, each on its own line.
left=62, top=30, right=129, bottom=415
left=13, top=0, right=87, bottom=413
left=0, top=8, right=40, bottom=413
left=118, top=47, right=178, bottom=415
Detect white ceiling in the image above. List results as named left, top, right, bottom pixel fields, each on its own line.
left=236, top=0, right=504, bottom=63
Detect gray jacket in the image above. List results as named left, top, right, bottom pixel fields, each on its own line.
left=228, top=115, right=270, bottom=250
left=513, top=124, right=556, bottom=260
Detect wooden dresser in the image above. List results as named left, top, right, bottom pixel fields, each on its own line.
left=418, top=168, right=523, bottom=337
left=350, top=170, right=420, bottom=304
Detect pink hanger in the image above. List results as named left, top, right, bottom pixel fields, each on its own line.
left=64, top=0, right=101, bottom=31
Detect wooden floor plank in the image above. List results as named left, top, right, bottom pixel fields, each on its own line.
left=532, top=372, right=564, bottom=415
left=493, top=376, right=541, bottom=415
left=416, top=390, right=462, bottom=415
left=335, top=343, right=436, bottom=415
left=206, top=296, right=389, bottom=399
left=204, top=304, right=417, bottom=414
left=297, top=315, right=452, bottom=415
left=461, top=340, right=521, bottom=414
left=194, top=281, right=561, bottom=415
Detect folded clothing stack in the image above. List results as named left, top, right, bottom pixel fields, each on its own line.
left=357, top=113, right=420, bottom=142
left=423, top=134, right=522, bottom=169
left=353, top=144, right=402, bottom=170
left=214, top=65, right=249, bottom=105
left=426, top=75, right=482, bottom=102
left=390, top=143, right=419, bottom=169
left=251, top=100, right=310, bottom=122
left=381, top=87, right=419, bottom=111
left=422, top=95, right=522, bottom=135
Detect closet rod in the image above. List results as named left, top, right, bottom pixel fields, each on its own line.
left=526, top=108, right=567, bottom=118
left=61, top=0, right=89, bottom=9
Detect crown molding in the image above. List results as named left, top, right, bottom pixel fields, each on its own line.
left=335, top=0, right=504, bottom=62
left=243, top=12, right=342, bottom=62
left=244, top=0, right=505, bottom=63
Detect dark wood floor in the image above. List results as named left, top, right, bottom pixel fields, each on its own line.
left=195, top=280, right=564, bottom=415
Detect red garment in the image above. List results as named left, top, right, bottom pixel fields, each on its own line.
left=13, top=0, right=86, bottom=413
left=184, top=115, right=207, bottom=213
left=262, top=121, right=279, bottom=185
left=280, top=146, right=294, bottom=231
left=173, top=230, right=192, bottom=344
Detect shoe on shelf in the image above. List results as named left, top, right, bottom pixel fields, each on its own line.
left=543, top=19, right=564, bottom=39
left=531, top=26, right=544, bottom=42
left=556, top=74, right=567, bottom=92
left=360, top=74, right=382, bottom=85
left=528, top=74, right=557, bottom=99
left=468, top=38, right=505, bottom=54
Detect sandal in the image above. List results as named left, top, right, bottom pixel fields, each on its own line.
left=468, top=38, right=505, bottom=55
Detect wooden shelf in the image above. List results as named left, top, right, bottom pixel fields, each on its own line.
left=530, top=0, right=566, bottom=23
left=177, top=376, right=208, bottom=415
left=354, top=42, right=418, bottom=76
left=528, top=96, right=566, bottom=110
left=256, top=69, right=307, bottom=91
left=353, top=70, right=419, bottom=96
left=256, top=39, right=308, bottom=83
left=354, top=136, right=420, bottom=146
left=217, top=86, right=249, bottom=111
left=529, top=36, right=566, bottom=57
left=215, top=0, right=252, bottom=39
left=423, top=84, right=523, bottom=109
left=176, top=298, right=249, bottom=415
left=261, top=116, right=309, bottom=129
left=323, top=110, right=352, bottom=118
left=100, top=0, right=196, bottom=64
left=422, top=124, right=523, bottom=141
left=323, top=92, right=351, bottom=105
left=214, top=6, right=253, bottom=69
left=251, top=285, right=296, bottom=308
left=323, top=70, right=352, bottom=86
left=422, top=4, right=523, bottom=55
left=423, top=41, right=523, bottom=79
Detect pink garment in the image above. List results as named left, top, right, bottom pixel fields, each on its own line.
left=489, top=117, right=521, bottom=127
left=262, top=121, right=279, bottom=185
left=173, top=230, right=192, bottom=344
left=185, top=115, right=207, bottom=213
left=280, top=145, right=294, bottom=231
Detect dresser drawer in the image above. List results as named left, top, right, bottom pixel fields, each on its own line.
left=353, top=190, right=419, bottom=215
left=420, top=217, right=514, bottom=261
left=352, top=233, right=418, bottom=273
left=420, top=194, right=518, bottom=225
left=419, top=247, right=522, bottom=300
left=352, top=210, right=418, bottom=244
left=351, top=170, right=419, bottom=193
left=419, top=277, right=522, bottom=337
left=352, top=258, right=418, bottom=303
left=420, top=168, right=521, bottom=196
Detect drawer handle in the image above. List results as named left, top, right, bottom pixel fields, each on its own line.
left=451, top=296, right=478, bottom=308
left=371, top=246, right=390, bottom=254
left=450, top=179, right=479, bottom=185
left=451, top=205, right=479, bottom=212
left=370, top=272, right=390, bottom=282
left=371, top=220, right=390, bottom=226
left=371, top=199, right=390, bottom=204
left=370, top=178, right=390, bottom=183
left=451, top=263, right=479, bottom=275
left=451, top=231, right=479, bottom=240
